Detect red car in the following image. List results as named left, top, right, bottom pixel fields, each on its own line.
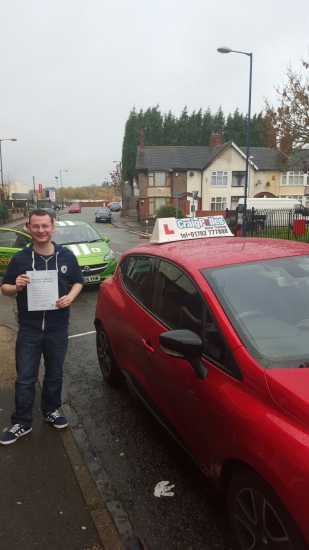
left=68, top=203, right=81, bottom=213
left=95, top=218, right=309, bottom=549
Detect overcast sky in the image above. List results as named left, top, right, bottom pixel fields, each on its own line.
left=1, top=0, right=308, bottom=190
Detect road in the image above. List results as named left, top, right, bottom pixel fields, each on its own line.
left=61, top=208, right=236, bottom=550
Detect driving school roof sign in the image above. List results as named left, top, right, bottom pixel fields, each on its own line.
left=151, top=216, right=233, bottom=243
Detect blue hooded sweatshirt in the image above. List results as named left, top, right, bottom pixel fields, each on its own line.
left=2, top=242, right=83, bottom=331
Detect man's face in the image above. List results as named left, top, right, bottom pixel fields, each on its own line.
left=28, top=215, right=55, bottom=244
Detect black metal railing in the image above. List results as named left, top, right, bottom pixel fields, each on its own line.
left=226, top=206, right=309, bottom=242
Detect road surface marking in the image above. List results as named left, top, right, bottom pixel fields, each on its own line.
left=69, top=331, right=96, bottom=339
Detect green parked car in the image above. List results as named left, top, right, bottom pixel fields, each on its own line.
left=0, top=221, right=117, bottom=284
left=0, top=228, right=32, bottom=276
left=53, top=221, right=117, bottom=284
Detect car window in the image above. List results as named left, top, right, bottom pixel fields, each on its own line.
left=0, top=231, right=29, bottom=248
left=203, top=255, right=309, bottom=370
left=203, top=304, right=241, bottom=378
left=53, top=225, right=101, bottom=244
left=151, top=260, right=241, bottom=379
left=152, top=260, right=204, bottom=334
left=121, top=255, right=156, bottom=308
left=14, top=234, right=32, bottom=248
left=0, top=231, right=17, bottom=247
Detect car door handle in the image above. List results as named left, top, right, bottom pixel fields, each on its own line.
left=142, top=339, right=154, bottom=353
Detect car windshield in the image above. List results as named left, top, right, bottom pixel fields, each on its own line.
left=97, top=209, right=109, bottom=213
left=202, top=255, right=309, bottom=369
left=53, top=225, right=102, bottom=245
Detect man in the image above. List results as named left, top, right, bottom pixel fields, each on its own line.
left=0, top=209, right=83, bottom=445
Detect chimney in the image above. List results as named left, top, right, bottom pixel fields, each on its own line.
left=140, top=128, right=145, bottom=149
left=210, top=132, right=222, bottom=148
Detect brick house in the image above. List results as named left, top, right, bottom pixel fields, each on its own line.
left=135, top=131, right=309, bottom=218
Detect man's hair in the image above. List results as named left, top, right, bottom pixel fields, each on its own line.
left=29, top=208, right=54, bottom=225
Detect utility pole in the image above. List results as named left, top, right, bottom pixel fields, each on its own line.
left=33, top=176, right=36, bottom=208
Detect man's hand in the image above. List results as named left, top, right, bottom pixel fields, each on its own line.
left=15, top=274, right=31, bottom=293
left=55, top=295, right=72, bottom=309
left=56, top=283, right=83, bottom=308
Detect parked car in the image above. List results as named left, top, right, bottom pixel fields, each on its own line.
left=68, top=203, right=81, bottom=213
left=109, top=202, right=121, bottom=212
left=95, top=215, right=309, bottom=549
left=0, top=228, right=32, bottom=275
left=95, top=207, right=112, bottom=223
left=53, top=221, right=116, bottom=284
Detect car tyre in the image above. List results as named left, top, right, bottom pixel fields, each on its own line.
left=227, top=469, right=306, bottom=550
left=96, top=323, right=121, bottom=385
left=95, top=217, right=99, bottom=223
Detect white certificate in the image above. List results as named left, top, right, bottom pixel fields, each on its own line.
left=26, top=270, right=59, bottom=311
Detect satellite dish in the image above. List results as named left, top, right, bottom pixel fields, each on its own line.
left=189, top=171, right=194, bottom=177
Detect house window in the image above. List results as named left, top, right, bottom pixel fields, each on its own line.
left=148, top=197, right=170, bottom=215
left=232, top=171, right=245, bottom=187
left=211, top=171, right=228, bottom=186
left=148, top=172, right=170, bottom=187
left=281, top=172, right=304, bottom=186
left=211, top=197, right=227, bottom=210
left=149, top=198, right=154, bottom=215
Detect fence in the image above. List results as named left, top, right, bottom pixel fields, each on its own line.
left=225, top=207, right=309, bottom=243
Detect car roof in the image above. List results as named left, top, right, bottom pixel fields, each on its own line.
left=122, top=237, right=309, bottom=272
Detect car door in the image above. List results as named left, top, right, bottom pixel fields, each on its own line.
left=110, top=254, right=156, bottom=387
left=137, top=258, right=242, bottom=471
left=0, top=229, right=32, bottom=275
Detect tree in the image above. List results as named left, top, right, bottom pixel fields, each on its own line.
left=122, top=107, right=143, bottom=184
left=176, top=106, right=189, bottom=145
left=188, top=109, right=203, bottom=145
left=110, top=164, right=122, bottom=194
left=265, top=56, right=309, bottom=153
left=3, top=172, right=15, bottom=199
left=224, top=109, right=246, bottom=145
left=212, top=106, right=225, bottom=136
left=250, top=113, right=268, bottom=147
left=201, top=109, right=213, bottom=145
left=163, top=110, right=177, bottom=145
left=143, top=105, right=163, bottom=146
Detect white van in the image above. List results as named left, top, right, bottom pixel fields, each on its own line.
left=237, top=198, right=303, bottom=230
left=238, top=197, right=301, bottom=211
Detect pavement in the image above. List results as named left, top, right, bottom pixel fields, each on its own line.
left=0, top=211, right=141, bottom=550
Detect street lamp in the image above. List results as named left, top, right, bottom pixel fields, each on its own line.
left=60, top=170, right=68, bottom=206
left=0, top=138, right=17, bottom=224
left=217, top=46, right=253, bottom=237
left=55, top=177, right=58, bottom=204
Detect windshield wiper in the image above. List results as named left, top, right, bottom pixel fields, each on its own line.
left=88, top=238, right=102, bottom=243
left=298, top=362, right=309, bottom=368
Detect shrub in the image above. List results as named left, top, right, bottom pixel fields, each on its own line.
left=155, top=204, right=184, bottom=219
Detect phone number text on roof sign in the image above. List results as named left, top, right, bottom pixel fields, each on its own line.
left=151, top=216, right=233, bottom=244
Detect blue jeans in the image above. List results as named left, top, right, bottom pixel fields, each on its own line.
left=11, top=324, right=69, bottom=428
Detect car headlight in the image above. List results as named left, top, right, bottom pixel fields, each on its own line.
left=104, top=249, right=116, bottom=261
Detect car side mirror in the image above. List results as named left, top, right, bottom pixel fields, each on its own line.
left=159, top=330, right=207, bottom=380
left=104, top=237, right=110, bottom=243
